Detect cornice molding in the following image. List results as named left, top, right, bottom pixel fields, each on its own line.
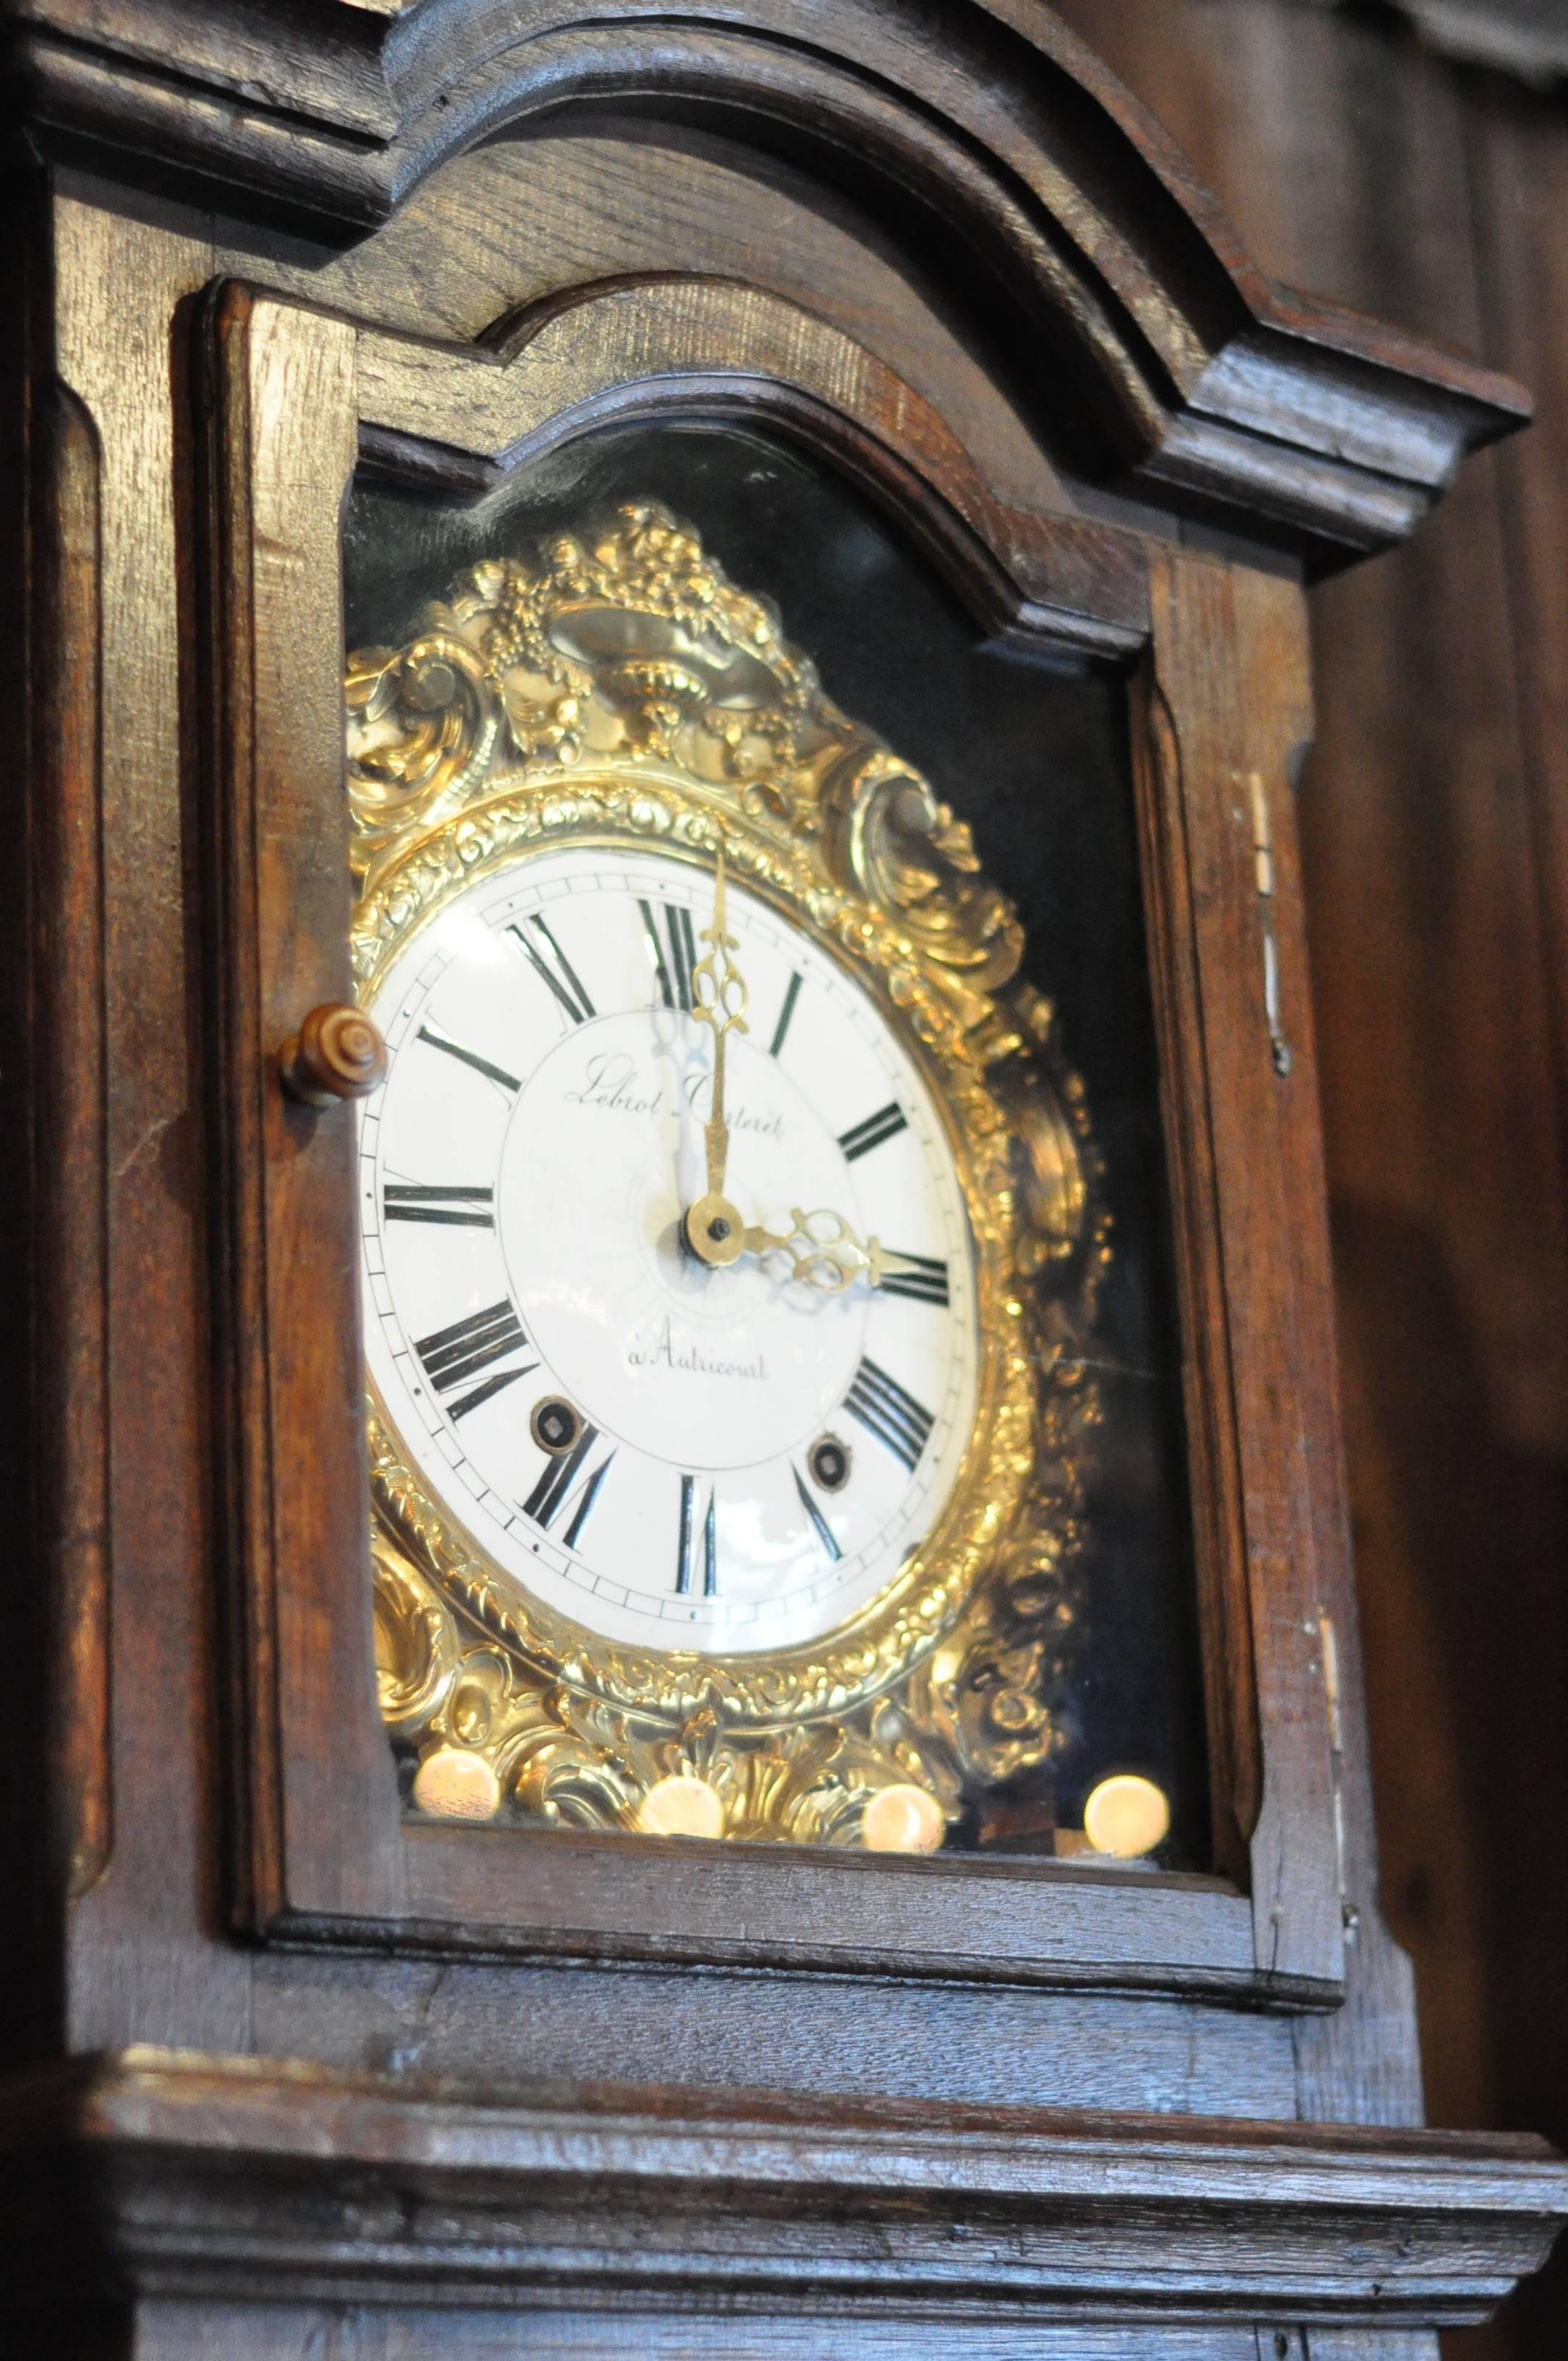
left=9, top=0, right=1531, bottom=568
left=1, top=2048, right=1566, bottom=2329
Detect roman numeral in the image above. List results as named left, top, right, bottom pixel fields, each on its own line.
left=561, top=1455, right=614, bottom=1551
left=639, top=899, right=699, bottom=1014
left=509, top=915, right=595, bottom=1026
left=843, top=1357, right=934, bottom=1473
left=382, top=1183, right=494, bottom=1229
left=769, top=971, right=803, bottom=1059
left=878, top=1250, right=951, bottom=1308
left=792, top=1465, right=842, bottom=1563
left=838, top=1102, right=907, bottom=1163
left=675, top=1474, right=719, bottom=1597
left=416, top=1022, right=520, bottom=1095
left=413, top=1300, right=535, bottom=1420
left=522, top=1422, right=614, bottom=1548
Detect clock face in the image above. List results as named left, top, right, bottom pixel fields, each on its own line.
left=359, top=838, right=981, bottom=1656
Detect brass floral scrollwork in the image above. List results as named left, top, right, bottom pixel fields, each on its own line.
left=351, top=501, right=1108, bottom=1850
left=821, top=750, right=1026, bottom=1042
left=345, top=635, right=501, bottom=876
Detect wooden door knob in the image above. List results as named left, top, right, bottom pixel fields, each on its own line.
left=279, top=1003, right=386, bottom=1107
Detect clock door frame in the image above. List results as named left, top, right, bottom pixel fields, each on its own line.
left=203, top=272, right=1349, bottom=2010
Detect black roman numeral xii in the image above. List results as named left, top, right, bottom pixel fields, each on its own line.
left=509, top=915, right=595, bottom=1026
left=640, top=899, right=700, bottom=1013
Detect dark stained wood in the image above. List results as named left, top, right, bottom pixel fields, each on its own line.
left=1464, top=87, right=1568, bottom=2299
left=1051, top=5, right=1568, bottom=2349
left=218, top=123, right=1084, bottom=529
left=19, top=237, right=117, bottom=2031
left=248, top=1949, right=1306, bottom=2120
left=1312, top=2339, right=1441, bottom=2361
left=4, top=167, right=60, bottom=2071
left=1141, top=552, right=1343, bottom=1995
left=49, top=190, right=256, bottom=2061
left=201, top=279, right=404, bottom=1934
left=1228, top=559, right=1431, bottom=2132
left=385, top=1822, right=1263, bottom=1995
left=15, top=1, right=1527, bottom=569
left=34, top=384, right=113, bottom=1919
left=1, top=2048, right=1562, bottom=2330
left=354, top=274, right=1150, bottom=657
left=7, top=3, right=1564, bottom=2353
left=1132, top=609, right=1263, bottom=1893
left=43, top=2306, right=1302, bottom=2361
left=1469, top=84, right=1568, bottom=1382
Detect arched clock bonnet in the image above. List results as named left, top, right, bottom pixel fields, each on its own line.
left=20, top=0, right=1526, bottom=556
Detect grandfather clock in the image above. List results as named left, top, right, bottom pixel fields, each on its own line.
left=4, top=3, right=1564, bottom=2355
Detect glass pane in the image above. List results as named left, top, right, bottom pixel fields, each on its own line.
left=346, top=421, right=1208, bottom=1870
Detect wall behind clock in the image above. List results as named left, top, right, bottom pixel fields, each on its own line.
left=1052, top=3, right=1568, bottom=2355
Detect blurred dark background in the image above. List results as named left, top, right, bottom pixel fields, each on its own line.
left=1048, top=3, right=1568, bottom=2352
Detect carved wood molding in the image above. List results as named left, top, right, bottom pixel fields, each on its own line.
left=1, top=2048, right=1564, bottom=2329
left=12, top=0, right=1529, bottom=571
left=32, top=384, right=113, bottom=1911
left=355, top=273, right=1153, bottom=659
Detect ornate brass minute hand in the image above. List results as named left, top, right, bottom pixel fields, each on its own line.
left=690, top=841, right=749, bottom=1198
left=683, top=844, right=752, bottom=1264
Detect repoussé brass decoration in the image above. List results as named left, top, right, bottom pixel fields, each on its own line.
left=348, top=504, right=1109, bottom=1848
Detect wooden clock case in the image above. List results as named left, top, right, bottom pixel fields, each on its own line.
left=3, top=2, right=1566, bottom=2354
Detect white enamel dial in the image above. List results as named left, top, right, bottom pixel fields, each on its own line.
left=358, top=841, right=981, bottom=1655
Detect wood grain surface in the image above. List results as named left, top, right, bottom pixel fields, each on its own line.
left=0, top=2048, right=1562, bottom=2332
left=7, top=3, right=1563, bottom=2353
left=201, top=280, right=406, bottom=1936
left=32, top=377, right=112, bottom=1927
left=354, top=275, right=1150, bottom=656
left=1052, top=4, right=1568, bottom=2352
left=15, top=1, right=1528, bottom=567
left=51, top=194, right=257, bottom=2061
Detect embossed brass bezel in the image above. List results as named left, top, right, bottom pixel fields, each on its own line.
left=348, top=504, right=1107, bottom=1846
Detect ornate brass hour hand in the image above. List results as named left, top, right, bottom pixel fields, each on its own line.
left=688, top=841, right=749, bottom=1204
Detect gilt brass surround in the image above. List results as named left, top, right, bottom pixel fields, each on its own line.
left=347, top=503, right=1108, bottom=1846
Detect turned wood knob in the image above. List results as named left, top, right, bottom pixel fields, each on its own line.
left=278, top=1003, right=386, bottom=1108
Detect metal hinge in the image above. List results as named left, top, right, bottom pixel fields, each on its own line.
left=1247, top=770, right=1293, bottom=1078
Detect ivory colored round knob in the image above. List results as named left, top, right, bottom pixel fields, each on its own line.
left=279, top=1002, right=387, bottom=1107
left=1083, top=1773, right=1170, bottom=1860
left=637, top=1774, right=725, bottom=1839
left=411, top=1745, right=500, bottom=1821
left=862, top=1781, right=946, bottom=1854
